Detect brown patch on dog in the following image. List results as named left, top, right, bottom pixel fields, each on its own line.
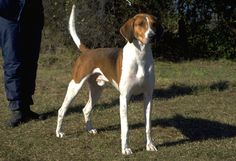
left=120, top=13, right=162, bottom=44
left=72, top=48, right=123, bottom=86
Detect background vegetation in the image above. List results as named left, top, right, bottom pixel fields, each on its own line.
left=42, top=0, right=235, bottom=60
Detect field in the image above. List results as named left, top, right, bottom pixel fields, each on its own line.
left=0, top=52, right=236, bottom=161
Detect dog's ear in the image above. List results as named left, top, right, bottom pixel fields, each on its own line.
left=120, top=18, right=134, bottom=43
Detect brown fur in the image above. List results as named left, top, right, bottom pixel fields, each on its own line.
left=120, top=13, right=160, bottom=44
left=72, top=13, right=161, bottom=87
left=72, top=48, right=123, bottom=86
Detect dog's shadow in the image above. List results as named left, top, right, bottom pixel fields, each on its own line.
left=155, top=115, right=236, bottom=146
left=98, top=114, right=236, bottom=148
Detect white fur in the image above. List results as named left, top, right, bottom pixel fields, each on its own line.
left=56, top=5, right=157, bottom=155
left=144, top=17, right=155, bottom=44
left=118, top=39, right=156, bottom=154
left=56, top=79, right=88, bottom=137
left=69, top=5, right=81, bottom=49
left=93, top=68, right=109, bottom=86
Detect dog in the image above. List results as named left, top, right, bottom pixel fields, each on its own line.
left=56, top=5, right=164, bottom=155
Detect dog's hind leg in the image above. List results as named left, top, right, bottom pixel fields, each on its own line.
left=83, top=74, right=103, bottom=134
left=56, top=78, right=87, bottom=138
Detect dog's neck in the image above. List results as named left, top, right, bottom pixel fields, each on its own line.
left=132, top=39, right=149, bottom=51
left=124, top=39, right=153, bottom=60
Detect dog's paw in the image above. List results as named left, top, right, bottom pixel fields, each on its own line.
left=88, top=129, right=97, bottom=134
left=122, top=148, right=133, bottom=155
left=146, top=143, right=157, bottom=151
left=56, top=132, right=65, bottom=138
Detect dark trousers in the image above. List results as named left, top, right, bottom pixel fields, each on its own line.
left=0, top=16, right=42, bottom=111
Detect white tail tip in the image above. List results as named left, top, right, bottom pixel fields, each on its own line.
left=69, top=4, right=81, bottom=49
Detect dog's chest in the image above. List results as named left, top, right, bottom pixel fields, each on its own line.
left=130, top=59, right=147, bottom=82
left=120, top=43, right=154, bottom=93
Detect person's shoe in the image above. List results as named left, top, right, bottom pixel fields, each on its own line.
left=7, top=109, right=46, bottom=128
left=25, top=110, right=46, bottom=120
left=7, top=110, right=24, bottom=127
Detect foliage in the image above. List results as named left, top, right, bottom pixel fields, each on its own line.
left=173, top=0, right=236, bottom=60
left=42, top=0, right=236, bottom=60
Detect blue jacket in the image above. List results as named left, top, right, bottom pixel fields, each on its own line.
left=0, top=0, right=25, bottom=21
left=0, top=0, right=44, bottom=23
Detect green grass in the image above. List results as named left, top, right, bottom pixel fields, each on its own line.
left=0, top=53, right=236, bottom=161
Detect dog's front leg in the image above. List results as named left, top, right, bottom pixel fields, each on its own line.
left=144, top=92, right=157, bottom=151
left=119, top=94, right=132, bottom=155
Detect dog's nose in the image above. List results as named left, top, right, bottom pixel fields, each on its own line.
left=149, top=33, right=155, bottom=39
left=148, top=31, right=155, bottom=39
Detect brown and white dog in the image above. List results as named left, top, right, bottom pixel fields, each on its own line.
left=56, top=5, right=163, bottom=155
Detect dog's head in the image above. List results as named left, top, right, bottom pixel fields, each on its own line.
left=120, top=13, right=164, bottom=44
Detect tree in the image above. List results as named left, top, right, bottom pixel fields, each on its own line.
left=42, top=0, right=236, bottom=60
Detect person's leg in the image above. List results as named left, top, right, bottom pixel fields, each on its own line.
left=0, top=17, right=26, bottom=126
left=0, top=17, right=24, bottom=111
left=20, top=24, right=42, bottom=109
left=0, top=17, right=44, bottom=127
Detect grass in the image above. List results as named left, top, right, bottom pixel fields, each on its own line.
left=0, top=52, right=236, bottom=161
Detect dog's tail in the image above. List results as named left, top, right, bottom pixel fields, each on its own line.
left=69, top=5, right=88, bottom=52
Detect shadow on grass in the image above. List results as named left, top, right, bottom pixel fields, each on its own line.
left=43, top=80, right=230, bottom=118
left=108, top=80, right=230, bottom=105
left=43, top=99, right=120, bottom=118
left=156, top=114, right=236, bottom=146
left=98, top=114, right=236, bottom=147
left=41, top=104, right=84, bottom=119
left=152, top=80, right=229, bottom=100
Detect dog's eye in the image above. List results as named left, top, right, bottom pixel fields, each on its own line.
left=139, top=21, right=145, bottom=27
left=152, top=22, right=157, bottom=27
left=152, top=22, right=157, bottom=30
